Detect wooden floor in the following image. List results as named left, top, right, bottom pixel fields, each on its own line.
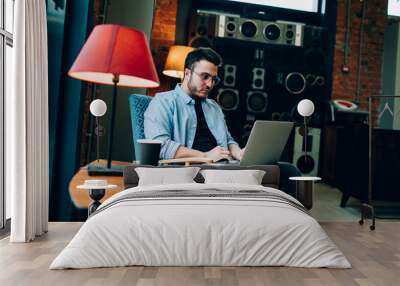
left=1, top=221, right=399, bottom=286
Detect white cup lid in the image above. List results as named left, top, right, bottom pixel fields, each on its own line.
left=84, top=180, right=108, bottom=187
left=77, top=179, right=117, bottom=189
left=137, top=139, right=162, bottom=144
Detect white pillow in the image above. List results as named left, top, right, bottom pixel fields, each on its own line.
left=135, top=167, right=201, bottom=186
left=200, top=169, right=266, bottom=185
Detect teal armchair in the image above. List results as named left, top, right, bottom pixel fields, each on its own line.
left=128, top=94, right=301, bottom=198
left=128, top=94, right=153, bottom=161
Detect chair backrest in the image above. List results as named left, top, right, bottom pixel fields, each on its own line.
left=128, top=94, right=153, bottom=161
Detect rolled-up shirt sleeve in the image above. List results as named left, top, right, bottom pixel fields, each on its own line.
left=227, top=128, right=238, bottom=146
left=144, top=96, right=181, bottom=159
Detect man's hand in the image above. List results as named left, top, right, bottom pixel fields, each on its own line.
left=204, top=146, right=231, bottom=162
left=229, top=144, right=245, bottom=161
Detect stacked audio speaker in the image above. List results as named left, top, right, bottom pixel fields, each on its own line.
left=215, top=14, right=304, bottom=47
left=292, top=126, right=321, bottom=176
left=187, top=11, right=330, bottom=146
left=216, top=61, right=245, bottom=143
left=188, top=12, right=217, bottom=48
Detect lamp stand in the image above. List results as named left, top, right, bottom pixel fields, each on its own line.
left=88, top=74, right=124, bottom=176
left=304, top=116, right=308, bottom=163
left=96, top=117, right=100, bottom=164
left=107, top=75, right=119, bottom=168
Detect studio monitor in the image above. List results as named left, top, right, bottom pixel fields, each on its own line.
left=223, top=64, right=237, bottom=87
left=292, top=127, right=321, bottom=176
left=303, top=26, right=328, bottom=70
left=251, top=67, right=265, bottom=90
left=188, top=12, right=217, bottom=48
left=216, top=15, right=304, bottom=47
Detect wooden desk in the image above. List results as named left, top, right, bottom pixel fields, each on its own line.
left=69, top=160, right=130, bottom=209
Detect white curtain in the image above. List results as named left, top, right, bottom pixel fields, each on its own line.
left=6, top=0, right=49, bottom=242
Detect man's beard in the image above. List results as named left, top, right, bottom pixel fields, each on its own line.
left=187, top=75, right=210, bottom=98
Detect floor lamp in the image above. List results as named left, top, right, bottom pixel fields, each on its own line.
left=89, top=99, right=107, bottom=165
left=68, top=24, right=160, bottom=175
left=297, top=99, right=315, bottom=164
left=162, top=45, right=194, bottom=80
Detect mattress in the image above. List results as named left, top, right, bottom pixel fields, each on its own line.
left=50, top=183, right=351, bottom=269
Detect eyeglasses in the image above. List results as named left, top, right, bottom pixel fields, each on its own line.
left=191, top=70, right=221, bottom=85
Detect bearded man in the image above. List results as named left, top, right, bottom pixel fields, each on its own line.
left=144, top=47, right=243, bottom=162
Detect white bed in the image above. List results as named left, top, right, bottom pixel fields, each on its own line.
left=50, top=183, right=351, bottom=269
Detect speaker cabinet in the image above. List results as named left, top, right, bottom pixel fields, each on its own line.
left=188, top=12, right=217, bottom=48
left=251, top=67, right=265, bottom=89
left=247, top=91, right=268, bottom=113
left=197, top=20, right=331, bottom=145
left=292, top=127, right=321, bottom=176
left=223, top=64, right=237, bottom=87
left=303, top=26, right=328, bottom=71
left=216, top=15, right=304, bottom=47
left=216, top=88, right=239, bottom=111
left=275, top=72, right=306, bottom=95
left=269, top=68, right=327, bottom=124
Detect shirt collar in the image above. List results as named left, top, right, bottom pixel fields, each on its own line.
left=175, top=84, right=195, bottom=105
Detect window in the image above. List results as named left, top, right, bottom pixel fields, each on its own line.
left=388, top=0, right=400, bottom=17
left=1, top=0, right=14, bottom=230
left=226, top=0, right=320, bottom=13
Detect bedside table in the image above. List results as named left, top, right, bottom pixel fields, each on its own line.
left=77, top=179, right=117, bottom=216
left=289, top=176, right=321, bottom=210
left=69, top=160, right=129, bottom=211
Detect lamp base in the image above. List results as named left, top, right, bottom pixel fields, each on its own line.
left=88, top=163, right=124, bottom=176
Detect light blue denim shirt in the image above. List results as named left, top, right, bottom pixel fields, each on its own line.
left=144, top=84, right=238, bottom=159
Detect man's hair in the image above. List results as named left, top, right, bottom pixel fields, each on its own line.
left=184, top=47, right=222, bottom=70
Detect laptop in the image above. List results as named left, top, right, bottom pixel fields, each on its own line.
left=239, top=120, right=294, bottom=166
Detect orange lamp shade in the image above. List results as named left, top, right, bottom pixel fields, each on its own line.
left=68, top=24, right=160, bottom=88
left=162, top=45, right=194, bottom=79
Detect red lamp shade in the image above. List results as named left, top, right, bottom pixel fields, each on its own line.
left=68, top=24, right=160, bottom=88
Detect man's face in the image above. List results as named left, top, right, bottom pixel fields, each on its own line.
left=185, top=60, right=219, bottom=99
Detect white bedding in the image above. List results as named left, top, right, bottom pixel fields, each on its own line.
left=50, top=183, right=351, bottom=269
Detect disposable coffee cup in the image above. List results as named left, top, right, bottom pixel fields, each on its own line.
left=137, top=139, right=162, bottom=165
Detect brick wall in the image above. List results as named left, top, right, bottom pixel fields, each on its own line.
left=149, top=0, right=179, bottom=96
left=332, top=0, right=387, bottom=109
